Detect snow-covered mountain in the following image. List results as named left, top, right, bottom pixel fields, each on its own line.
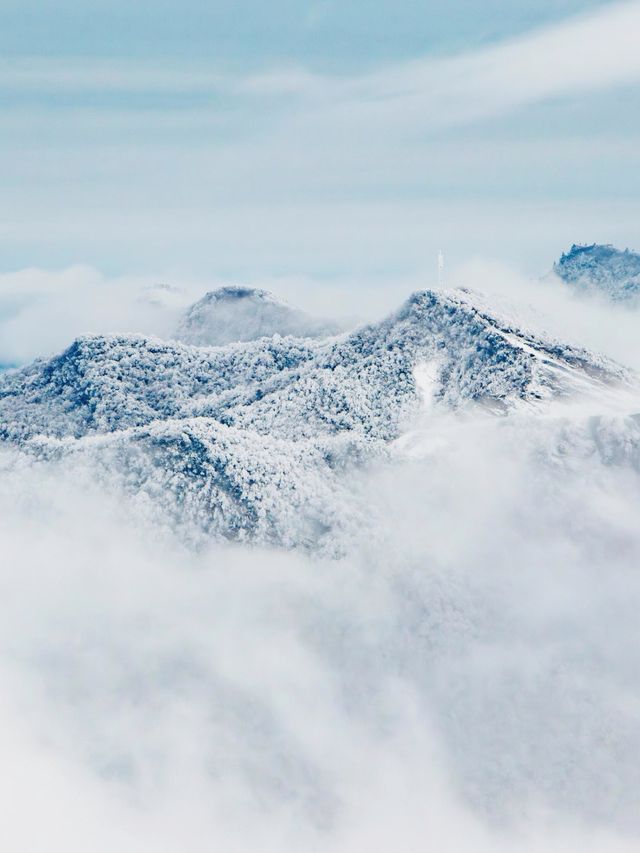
left=174, top=286, right=341, bottom=346
left=554, top=243, right=640, bottom=303
left=0, top=287, right=634, bottom=550
left=4, top=278, right=640, bottom=841
left=2, top=288, right=626, bottom=443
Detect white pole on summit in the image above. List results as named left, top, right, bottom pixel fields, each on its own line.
left=437, top=250, right=445, bottom=288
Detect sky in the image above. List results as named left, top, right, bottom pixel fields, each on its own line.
left=3, top=6, right=640, bottom=846
left=0, top=0, right=639, bottom=284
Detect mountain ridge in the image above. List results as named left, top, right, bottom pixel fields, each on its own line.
left=1, top=286, right=635, bottom=550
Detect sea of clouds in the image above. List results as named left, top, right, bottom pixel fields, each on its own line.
left=1, top=260, right=640, bottom=851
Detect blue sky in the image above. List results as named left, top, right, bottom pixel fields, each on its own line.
left=0, top=1, right=611, bottom=66
left=0, top=0, right=639, bottom=281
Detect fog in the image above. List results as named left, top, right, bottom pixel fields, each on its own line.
left=2, top=252, right=640, bottom=369
left=1, top=256, right=640, bottom=849
left=449, top=257, right=640, bottom=370
left=2, top=392, right=640, bottom=850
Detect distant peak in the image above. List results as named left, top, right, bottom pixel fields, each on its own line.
left=174, top=285, right=340, bottom=347
left=554, top=243, right=640, bottom=304
left=199, top=286, right=281, bottom=304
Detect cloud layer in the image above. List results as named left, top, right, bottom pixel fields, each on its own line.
left=3, top=1, right=640, bottom=126
left=2, top=380, right=640, bottom=850
left=1, top=3, right=640, bottom=275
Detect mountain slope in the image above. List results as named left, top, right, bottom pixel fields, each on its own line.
left=221, top=288, right=630, bottom=441
left=0, top=287, right=634, bottom=550
left=2, top=288, right=627, bottom=444
left=0, top=333, right=319, bottom=442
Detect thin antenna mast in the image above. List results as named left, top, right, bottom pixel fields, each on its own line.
left=437, top=250, right=445, bottom=288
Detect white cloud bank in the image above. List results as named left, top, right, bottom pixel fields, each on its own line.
left=2, top=239, right=640, bottom=852
left=0, top=266, right=197, bottom=364
left=1, top=388, right=640, bottom=850
left=329, top=0, right=640, bottom=130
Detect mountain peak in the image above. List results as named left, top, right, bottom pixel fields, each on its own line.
left=554, top=243, right=640, bottom=303
left=0, top=286, right=633, bottom=548
left=174, top=286, right=340, bottom=347
left=194, top=286, right=280, bottom=304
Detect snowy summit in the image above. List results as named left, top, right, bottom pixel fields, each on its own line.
left=0, top=286, right=633, bottom=551
left=554, top=244, right=640, bottom=304
left=174, top=286, right=341, bottom=347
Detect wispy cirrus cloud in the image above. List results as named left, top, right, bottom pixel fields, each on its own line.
left=328, top=0, right=640, bottom=128
left=1, top=2, right=639, bottom=276
left=1, top=1, right=640, bottom=130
